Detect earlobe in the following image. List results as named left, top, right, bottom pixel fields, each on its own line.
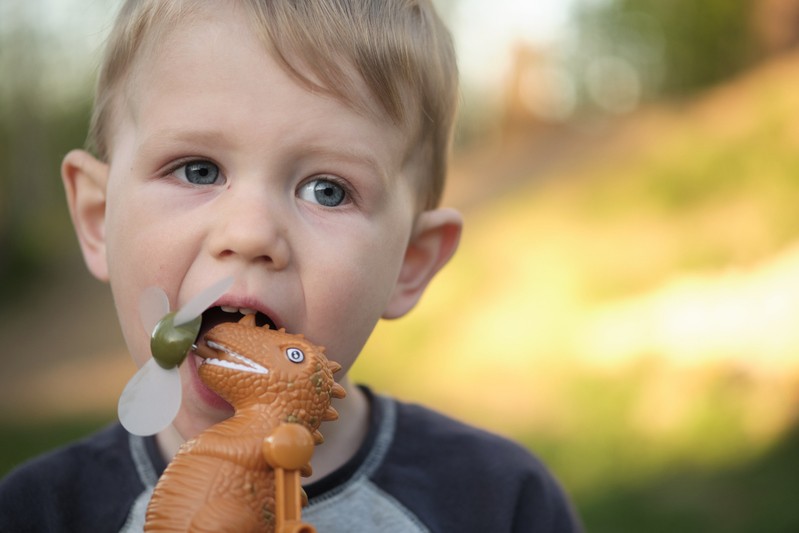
left=383, top=208, right=463, bottom=319
left=62, top=149, right=110, bottom=281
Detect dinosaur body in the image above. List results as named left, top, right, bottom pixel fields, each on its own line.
left=144, top=315, right=345, bottom=532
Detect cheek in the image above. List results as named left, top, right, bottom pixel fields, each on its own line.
left=103, top=180, right=182, bottom=368
left=304, top=226, right=410, bottom=369
left=106, top=181, right=156, bottom=274
left=107, top=265, right=153, bottom=369
left=105, top=204, right=150, bottom=366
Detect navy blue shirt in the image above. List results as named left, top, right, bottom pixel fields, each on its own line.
left=0, top=388, right=582, bottom=532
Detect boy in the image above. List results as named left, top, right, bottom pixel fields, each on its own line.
left=0, top=1, right=582, bottom=531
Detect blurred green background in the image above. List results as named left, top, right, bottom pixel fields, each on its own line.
left=2, top=1, right=799, bottom=531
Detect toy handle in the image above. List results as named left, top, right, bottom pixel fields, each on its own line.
left=273, top=468, right=316, bottom=533
left=263, top=424, right=317, bottom=533
left=280, top=519, right=316, bottom=533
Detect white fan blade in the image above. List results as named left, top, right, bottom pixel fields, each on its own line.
left=173, top=276, right=234, bottom=326
left=118, top=358, right=181, bottom=436
left=139, top=286, right=170, bottom=336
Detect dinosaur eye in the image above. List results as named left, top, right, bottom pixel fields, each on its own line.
left=286, top=348, right=305, bottom=363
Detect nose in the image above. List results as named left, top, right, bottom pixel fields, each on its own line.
left=206, top=185, right=290, bottom=270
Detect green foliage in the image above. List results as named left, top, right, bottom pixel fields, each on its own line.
left=0, top=100, right=91, bottom=303
left=574, top=0, right=757, bottom=99
left=0, top=2, right=95, bottom=305
left=562, top=422, right=799, bottom=533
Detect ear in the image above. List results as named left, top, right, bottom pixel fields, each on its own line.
left=383, top=208, right=463, bottom=319
left=62, top=149, right=110, bottom=281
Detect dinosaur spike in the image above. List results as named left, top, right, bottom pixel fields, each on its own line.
left=312, top=430, right=324, bottom=445
left=327, top=361, right=342, bottom=374
left=239, top=314, right=256, bottom=326
left=330, top=382, right=346, bottom=399
left=322, top=406, right=339, bottom=422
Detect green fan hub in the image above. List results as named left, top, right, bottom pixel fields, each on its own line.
left=150, top=312, right=202, bottom=369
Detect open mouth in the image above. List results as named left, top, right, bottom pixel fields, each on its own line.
left=191, top=306, right=275, bottom=374
left=200, top=306, right=276, bottom=333
left=194, top=306, right=277, bottom=348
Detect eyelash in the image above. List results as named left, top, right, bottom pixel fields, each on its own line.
left=298, top=175, right=354, bottom=208
left=165, top=159, right=224, bottom=186
left=161, top=158, right=358, bottom=207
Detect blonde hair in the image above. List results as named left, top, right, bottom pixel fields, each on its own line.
left=88, top=0, right=459, bottom=209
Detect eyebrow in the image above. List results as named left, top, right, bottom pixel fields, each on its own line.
left=136, top=128, right=395, bottom=185
left=301, top=144, right=391, bottom=182
left=137, top=128, right=233, bottom=153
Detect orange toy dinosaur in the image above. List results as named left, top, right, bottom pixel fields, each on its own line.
left=144, top=314, right=345, bottom=533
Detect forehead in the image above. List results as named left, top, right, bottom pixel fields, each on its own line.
left=130, top=5, right=401, bottom=125
left=117, top=5, right=413, bottom=166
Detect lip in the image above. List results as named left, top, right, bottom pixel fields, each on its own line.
left=181, top=290, right=283, bottom=412
left=186, top=349, right=233, bottom=412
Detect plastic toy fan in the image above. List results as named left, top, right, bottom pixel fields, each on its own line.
left=118, top=277, right=234, bottom=436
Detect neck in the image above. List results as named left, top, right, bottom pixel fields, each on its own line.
left=303, top=377, right=369, bottom=484
left=154, top=376, right=370, bottom=484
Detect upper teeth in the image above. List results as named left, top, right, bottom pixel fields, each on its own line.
left=220, top=306, right=257, bottom=315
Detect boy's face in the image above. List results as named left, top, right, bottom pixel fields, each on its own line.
left=63, top=6, right=460, bottom=438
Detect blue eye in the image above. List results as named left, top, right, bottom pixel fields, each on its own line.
left=299, top=178, right=347, bottom=207
left=175, top=160, right=220, bottom=185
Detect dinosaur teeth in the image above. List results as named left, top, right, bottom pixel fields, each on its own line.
left=205, top=358, right=267, bottom=374
left=205, top=341, right=268, bottom=374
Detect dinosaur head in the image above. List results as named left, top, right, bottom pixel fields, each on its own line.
left=196, top=314, right=345, bottom=431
